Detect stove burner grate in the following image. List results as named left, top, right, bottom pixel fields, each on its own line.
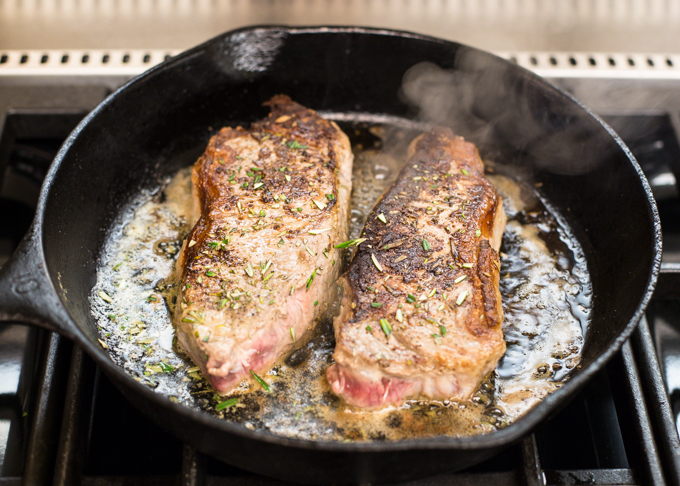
left=0, top=79, right=678, bottom=486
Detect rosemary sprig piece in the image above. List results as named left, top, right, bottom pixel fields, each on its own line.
left=306, top=269, right=317, bottom=290
left=371, top=253, right=383, bottom=272
left=250, top=370, right=272, bottom=393
left=216, top=398, right=239, bottom=410
left=334, top=238, right=367, bottom=249
left=379, top=318, right=392, bottom=338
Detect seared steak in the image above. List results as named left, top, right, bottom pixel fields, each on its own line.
left=175, top=95, right=352, bottom=394
left=327, top=128, right=506, bottom=408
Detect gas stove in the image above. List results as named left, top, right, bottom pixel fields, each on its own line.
left=0, top=46, right=680, bottom=486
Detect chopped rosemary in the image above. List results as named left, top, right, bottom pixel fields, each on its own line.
left=422, top=238, right=432, bottom=251
left=306, top=269, right=317, bottom=290
left=384, top=283, right=397, bottom=296
left=371, top=302, right=382, bottom=308
left=450, top=239, right=457, bottom=257
left=454, top=275, right=467, bottom=284
left=216, top=398, right=239, bottom=410
left=325, top=193, right=335, bottom=200
left=383, top=239, right=405, bottom=250
left=278, top=238, right=285, bottom=247
left=440, top=325, right=447, bottom=336
left=208, top=238, right=230, bottom=250
left=158, top=361, right=174, bottom=373
left=287, top=140, right=307, bottom=149
left=407, top=294, right=416, bottom=303
left=377, top=213, right=387, bottom=224
left=366, top=325, right=373, bottom=332
left=98, top=291, right=113, bottom=303
left=456, top=290, right=469, bottom=305
left=379, top=318, right=392, bottom=338
left=309, top=228, right=331, bottom=235
left=371, top=253, right=383, bottom=272
left=290, top=327, right=296, bottom=342
left=334, top=238, right=367, bottom=249
left=250, top=370, right=271, bottom=393
left=461, top=168, right=469, bottom=175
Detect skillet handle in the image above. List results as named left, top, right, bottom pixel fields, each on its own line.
left=0, top=225, right=76, bottom=340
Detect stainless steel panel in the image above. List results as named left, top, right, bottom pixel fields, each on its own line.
left=1, top=0, right=680, bottom=53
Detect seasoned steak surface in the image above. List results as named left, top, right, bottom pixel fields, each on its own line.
left=327, top=128, right=506, bottom=408
left=174, top=95, right=352, bottom=393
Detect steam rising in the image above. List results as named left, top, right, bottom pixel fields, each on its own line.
left=400, top=54, right=614, bottom=175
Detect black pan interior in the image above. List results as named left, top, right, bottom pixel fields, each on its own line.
left=35, top=27, right=660, bottom=482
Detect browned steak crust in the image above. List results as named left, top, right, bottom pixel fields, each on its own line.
left=175, top=95, right=352, bottom=394
left=327, top=127, right=506, bottom=408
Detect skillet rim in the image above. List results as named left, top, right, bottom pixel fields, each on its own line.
left=37, top=25, right=662, bottom=453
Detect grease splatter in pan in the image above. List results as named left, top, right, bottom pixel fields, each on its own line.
left=91, top=120, right=591, bottom=441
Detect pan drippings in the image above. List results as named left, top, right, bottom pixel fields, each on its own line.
left=91, top=121, right=591, bottom=441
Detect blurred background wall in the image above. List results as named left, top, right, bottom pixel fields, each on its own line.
left=1, top=0, right=680, bottom=53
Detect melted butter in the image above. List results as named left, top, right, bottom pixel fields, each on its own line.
left=91, top=123, right=591, bottom=441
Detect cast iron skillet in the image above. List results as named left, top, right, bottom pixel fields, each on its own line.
left=0, top=26, right=661, bottom=484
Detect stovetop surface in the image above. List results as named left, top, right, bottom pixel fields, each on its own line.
left=0, top=68, right=679, bottom=485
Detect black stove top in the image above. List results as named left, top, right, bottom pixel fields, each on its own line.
left=0, top=75, right=679, bottom=486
